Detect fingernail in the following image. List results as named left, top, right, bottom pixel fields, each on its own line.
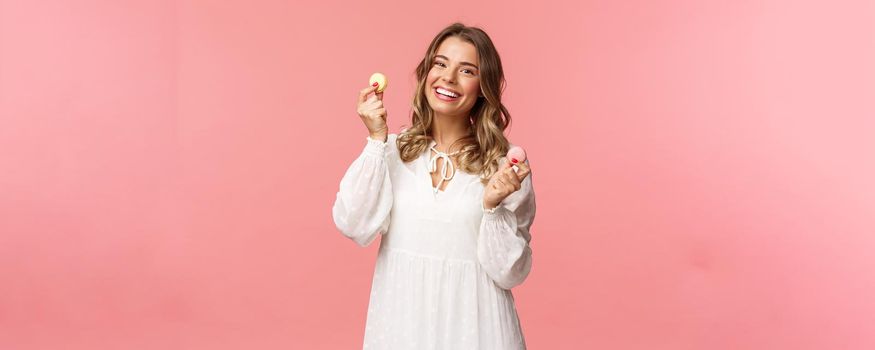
left=511, top=158, right=518, bottom=164
left=372, top=82, right=379, bottom=87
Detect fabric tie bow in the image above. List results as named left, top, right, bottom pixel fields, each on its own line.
left=429, top=146, right=461, bottom=194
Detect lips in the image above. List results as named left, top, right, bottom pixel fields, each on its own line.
left=434, top=86, right=461, bottom=101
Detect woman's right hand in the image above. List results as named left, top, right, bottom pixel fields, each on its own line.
left=357, top=83, right=388, bottom=142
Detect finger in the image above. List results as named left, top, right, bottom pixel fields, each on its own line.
left=515, top=162, right=531, bottom=182
left=503, top=166, right=517, bottom=178
left=499, top=174, right=515, bottom=187
left=359, top=85, right=379, bottom=103
left=498, top=157, right=513, bottom=170
left=495, top=176, right=507, bottom=187
left=502, top=171, right=521, bottom=190
left=506, top=169, right=521, bottom=185
left=375, top=91, right=383, bottom=101
left=366, top=92, right=383, bottom=104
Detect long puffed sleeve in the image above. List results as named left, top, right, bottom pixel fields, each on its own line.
left=478, top=160, right=536, bottom=290
left=332, top=135, right=394, bottom=247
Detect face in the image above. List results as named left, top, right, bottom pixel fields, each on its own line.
left=425, top=36, right=482, bottom=119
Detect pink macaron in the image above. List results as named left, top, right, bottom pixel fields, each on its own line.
left=507, top=146, right=526, bottom=165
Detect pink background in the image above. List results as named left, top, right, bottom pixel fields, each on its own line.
left=2, top=0, right=874, bottom=349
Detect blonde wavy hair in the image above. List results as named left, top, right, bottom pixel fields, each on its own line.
left=396, top=23, right=512, bottom=184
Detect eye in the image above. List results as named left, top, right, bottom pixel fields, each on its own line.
left=434, top=61, right=446, bottom=68
left=462, top=69, right=475, bottom=75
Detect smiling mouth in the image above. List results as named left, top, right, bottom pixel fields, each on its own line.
left=434, top=87, right=461, bottom=101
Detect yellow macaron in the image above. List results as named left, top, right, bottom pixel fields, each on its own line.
left=369, top=72, right=388, bottom=93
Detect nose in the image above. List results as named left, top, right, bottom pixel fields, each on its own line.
left=440, top=69, right=456, bottom=84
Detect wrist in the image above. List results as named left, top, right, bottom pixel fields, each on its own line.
left=482, top=200, right=501, bottom=214
left=369, top=130, right=388, bottom=142
left=483, top=200, right=499, bottom=210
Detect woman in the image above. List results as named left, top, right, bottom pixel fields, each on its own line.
left=332, top=22, right=536, bottom=349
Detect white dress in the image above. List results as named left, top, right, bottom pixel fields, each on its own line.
left=332, top=134, right=536, bottom=350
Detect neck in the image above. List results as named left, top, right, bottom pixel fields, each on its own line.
left=431, top=112, right=470, bottom=153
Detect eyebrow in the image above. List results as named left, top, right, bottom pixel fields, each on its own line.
left=434, top=55, right=479, bottom=70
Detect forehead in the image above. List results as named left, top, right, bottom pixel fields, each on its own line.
left=435, top=36, right=479, bottom=64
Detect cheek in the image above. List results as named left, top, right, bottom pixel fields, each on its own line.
left=426, top=68, right=440, bottom=83
left=465, top=80, right=481, bottom=96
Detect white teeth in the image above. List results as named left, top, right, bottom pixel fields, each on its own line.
left=436, top=88, right=459, bottom=98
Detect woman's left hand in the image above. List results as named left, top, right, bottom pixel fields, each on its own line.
left=483, top=159, right=531, bottom=210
